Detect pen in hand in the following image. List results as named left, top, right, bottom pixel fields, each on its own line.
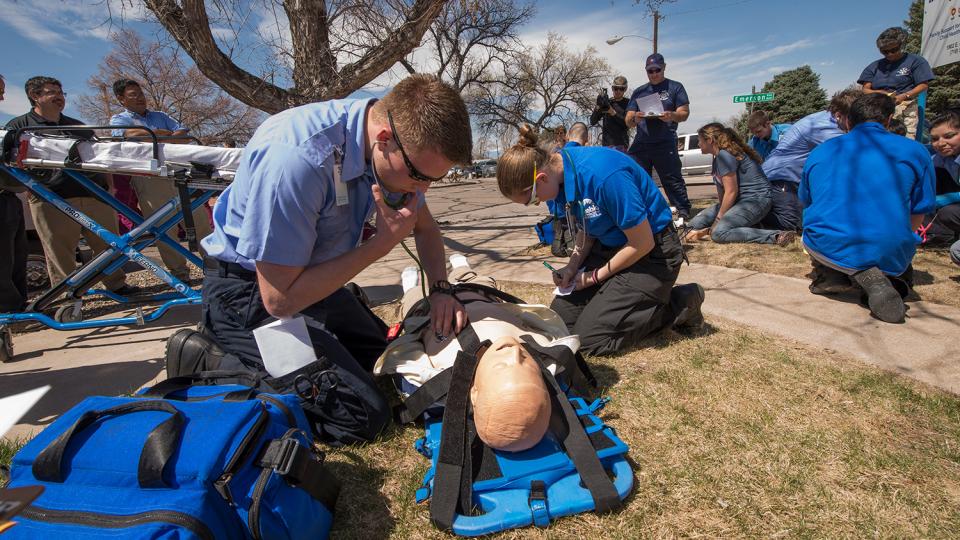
left=542, top=261, right=562, bottom=279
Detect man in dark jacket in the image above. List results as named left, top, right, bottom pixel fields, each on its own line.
left=589, top=75, right=630, bottom=151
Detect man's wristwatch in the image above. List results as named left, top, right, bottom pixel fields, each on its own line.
left=429, top=279, right=454, bottom=296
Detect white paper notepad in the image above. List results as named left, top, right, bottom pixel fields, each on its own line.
left=634, top=93, right=665, bottom=116
left=252, top=317, right=318, bottom=378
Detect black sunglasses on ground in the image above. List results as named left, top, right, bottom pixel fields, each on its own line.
left=387, top=110, right=445, bottom=183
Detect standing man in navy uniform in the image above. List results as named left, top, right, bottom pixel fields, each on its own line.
left=168, top=75, right=473, bottom=445
left=626, top=53, right=692, bottom=220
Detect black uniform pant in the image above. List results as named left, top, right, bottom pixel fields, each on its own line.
left=630, top=141, right=691, bottom=214
left=550, top=227, right=685, bottom=357
left=0, top=192, right=28, bottom=313
left=759, top=180, right=803, bottom=232
left=201, top=259, right=390, bottom=445
left=924, top=203, right=960, bottom=243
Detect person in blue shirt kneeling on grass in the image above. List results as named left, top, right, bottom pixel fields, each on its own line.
left=800, top=93, right=935, bottom=323
left=495, top=125, right=705, bottom=357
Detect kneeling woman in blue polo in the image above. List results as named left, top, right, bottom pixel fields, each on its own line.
left=496, top=125, right=705, bottom=356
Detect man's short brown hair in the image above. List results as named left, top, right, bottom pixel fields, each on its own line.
left=374, top=74, right=472, bottom=165
left=829, top=88, right=863, bottom=117
left=746, top=110, right=771, bottom=131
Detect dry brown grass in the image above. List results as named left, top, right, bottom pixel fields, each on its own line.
left=327, top=281, right=960, bottom=539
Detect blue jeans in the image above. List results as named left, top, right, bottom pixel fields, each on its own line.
left=688, top=196, right=777, bottom=244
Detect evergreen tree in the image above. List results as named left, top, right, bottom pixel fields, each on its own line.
left=751, top=66, right=829, bottom=124
left=905, top=0, right=960, bottom=117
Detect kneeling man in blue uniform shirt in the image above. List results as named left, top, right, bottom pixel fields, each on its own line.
left=800, top=93, right=935, bottom=323
left=166, top=75, right=473, bottom=445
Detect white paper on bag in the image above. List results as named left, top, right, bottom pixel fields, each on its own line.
left=553, top=269, right=585, bottom=297
left=634, top=93, right=665, bottom=117
left=252, top=317, right=318, bottom=378
left=0, top=386, right=50, bottom=438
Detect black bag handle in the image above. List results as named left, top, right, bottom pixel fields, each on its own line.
left=33, top=400, right=184, bottom=489
left=142, top=370, right=265, bottom=400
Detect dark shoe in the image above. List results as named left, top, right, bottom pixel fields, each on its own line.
left=852, top=267, right=905, bottom=323
left=165, top=328, right=226, bottom=378
left=671, top=283, right=705, bottom=331
left=809, top=272, right=855, bottom=296
left=775, top=230, right=797, bottom=247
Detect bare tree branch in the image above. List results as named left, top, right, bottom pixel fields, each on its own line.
left=142, top=0, right=450, bottom=113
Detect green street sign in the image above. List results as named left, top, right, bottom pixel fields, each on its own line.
left=733, top=92, right=775, bottom=103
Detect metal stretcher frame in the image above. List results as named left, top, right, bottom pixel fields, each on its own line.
left=0, top=125, right=231, bottom=336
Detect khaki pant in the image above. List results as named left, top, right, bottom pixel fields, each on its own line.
left=894, top=99, right=919, bottom=140
left=28, top=194, right=126, bottom=291
left=131, top=176, right=211, bottom=278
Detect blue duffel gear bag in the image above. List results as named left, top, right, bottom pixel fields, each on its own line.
left=5, top=373, right=339, bottom=539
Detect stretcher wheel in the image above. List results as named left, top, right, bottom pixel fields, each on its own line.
left=54, top=304, right=84, bottom=323
left=0, top=327, right=12, bottom=363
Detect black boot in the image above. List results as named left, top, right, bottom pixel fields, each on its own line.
left=671, top=283, right=705, bottom=331
left=164, top=328, right=226, bottom=378
left=852, top=267, right=905, bottom=323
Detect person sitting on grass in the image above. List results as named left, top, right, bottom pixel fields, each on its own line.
left=799, top=93, right=935, bottom=323
left=684, top=123, right=795, bottom=246
left=924, top=110, right=960, bottom=267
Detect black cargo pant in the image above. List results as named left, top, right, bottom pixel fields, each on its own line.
left=0, top=191, right=28, bottom=313
left=630, top=141, right=691, bottom=215
left=550, top=226, right=685, bottom=357
left=201, top=258, right=390, bottom=445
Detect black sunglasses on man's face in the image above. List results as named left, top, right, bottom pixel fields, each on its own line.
left=387, top=110, right=445, bottom=183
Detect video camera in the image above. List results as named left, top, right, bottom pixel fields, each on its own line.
left=596, top=88, right=611, bottom=112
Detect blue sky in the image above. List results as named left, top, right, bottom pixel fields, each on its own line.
left=0, top=0, right=916, bottom=132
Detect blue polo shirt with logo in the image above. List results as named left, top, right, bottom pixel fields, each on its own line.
left=201, top=98, right=379, bottom=271
left=857, top=53, right=934, bottom=94
left=555, top=146, right=672, bottom=248
left=626, top=79, right=689, bottom=149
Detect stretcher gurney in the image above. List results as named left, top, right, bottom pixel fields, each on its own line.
left=0, top=125, right=242, bottom=359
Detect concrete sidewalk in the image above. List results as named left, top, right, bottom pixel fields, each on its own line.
left=2, top=177, right=958, bottom=441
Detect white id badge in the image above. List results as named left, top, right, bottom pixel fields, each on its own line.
left=334, top=148, right=349, bottom=207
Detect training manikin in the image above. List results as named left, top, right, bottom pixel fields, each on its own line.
left=374, top=259, right=580, bottom=452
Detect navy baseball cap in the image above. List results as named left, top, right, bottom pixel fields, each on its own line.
left=645, top=53, right=665, bottom=70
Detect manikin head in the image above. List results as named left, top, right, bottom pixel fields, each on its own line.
left=470, top=336, right=551, bottom=452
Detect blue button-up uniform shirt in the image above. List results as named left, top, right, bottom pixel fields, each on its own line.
left=800, top=122, right=935, bottom=275
left=556, top=147, right=672, bottom=248
left=201, top=98, right=377, bottom=271
left=749, top=123, right=792, bottom=161
left=109, top=109, right=187, bottom=137
left=762, top=111, right=843, bottom=184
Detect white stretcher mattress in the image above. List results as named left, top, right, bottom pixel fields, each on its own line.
left=1, top=130, right=243, bottom=180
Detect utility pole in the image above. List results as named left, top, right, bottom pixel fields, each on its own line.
left=749, top=84, right=756, bottom=115
left=652, top=9, right=660, bottom=54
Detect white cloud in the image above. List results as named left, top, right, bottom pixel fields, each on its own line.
left=0, top=78, right=34, bottom=116
left=0, top=0, right=148, bottom=53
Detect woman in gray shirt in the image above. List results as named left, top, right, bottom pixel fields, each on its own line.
left=686, top=123, right=795, bottom=245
